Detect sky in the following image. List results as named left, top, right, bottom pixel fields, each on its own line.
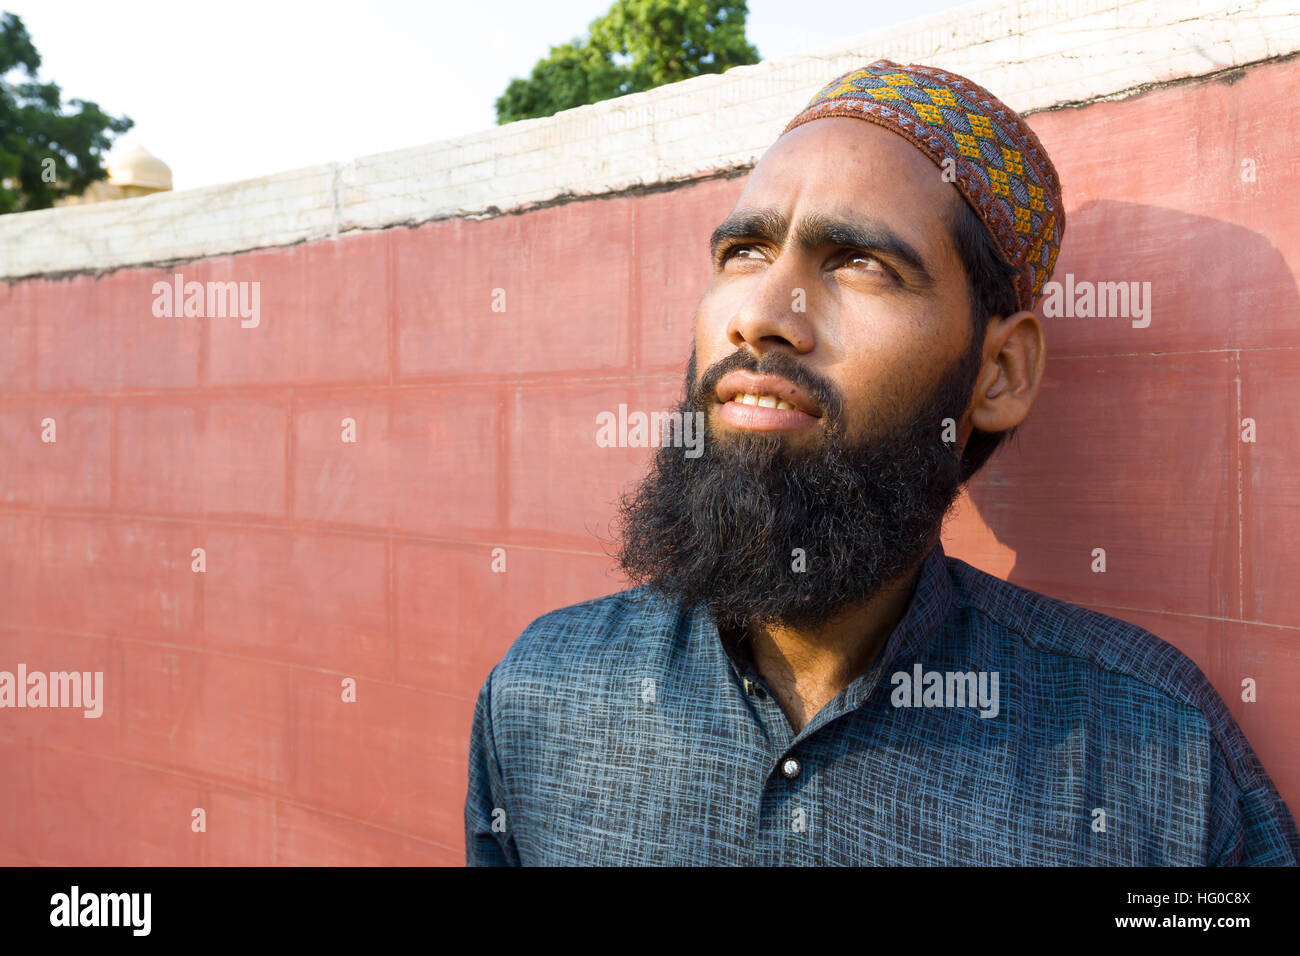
left=3, top=0, right=965, bottom=191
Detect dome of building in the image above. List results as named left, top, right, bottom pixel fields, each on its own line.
left=108, top=145, right=173, bottom=191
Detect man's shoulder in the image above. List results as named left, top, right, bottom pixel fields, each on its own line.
left=943, top=554, right=1300, bottom=859
left=943, top=554, right=1220, bottom=718
left=492, top=584, right=677, bottom=679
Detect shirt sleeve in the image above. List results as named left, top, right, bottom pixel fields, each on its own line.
left=1205, top=729, right=1300, bottom=866
left=464, top=667, right=520, bottom=867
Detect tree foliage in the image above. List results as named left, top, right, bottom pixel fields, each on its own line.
left=495, top=0, right=759, bottom=124
left=0, top=12, right=132, bottom=213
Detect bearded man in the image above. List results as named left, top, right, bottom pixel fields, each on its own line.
left=464, top=60, right=1300, bottom=866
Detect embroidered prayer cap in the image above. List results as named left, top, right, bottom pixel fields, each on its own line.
left=781, top=59, right=1064, bottom=314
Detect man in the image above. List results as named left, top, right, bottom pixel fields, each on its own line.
left=464, top=60, right=1300, bottom=865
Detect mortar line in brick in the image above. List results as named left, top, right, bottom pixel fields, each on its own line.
left=195, top=516, right=206, bottom=648
left=0, top=371, right=685, bottom=402
left=108, top=401, right=118, bottom=510
left=629, top=199, right=642, bottom=371
left=0, top=505, right=617, bottom=556
left=499, top=383, right=512, bottom=541
left=387, top=535, right=396, bottom=683
left=30, top=625, right=490, bottom=697
left=1234, top=349, right=1244, bottom=622
left=285, top=396, right=295, bottom=523
left=1023, top=346, right=1300, bottom=361
left=197, top=288, right=210, bottom=388
left=386, top=230, right=397, bottom=386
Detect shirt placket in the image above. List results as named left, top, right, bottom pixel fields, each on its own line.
left=707, top=543, right=951, bottom=865
left=735, top=661, right=822, bottom=864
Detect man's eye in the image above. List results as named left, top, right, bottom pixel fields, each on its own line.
left=840, top=251, right=901, bottom=283
left=843, top=251, right=887, bottom=272
left=721, top=243, right=763, bottom=263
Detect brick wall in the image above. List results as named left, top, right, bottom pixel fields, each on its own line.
left=1, top=0, right=1297, bottom=864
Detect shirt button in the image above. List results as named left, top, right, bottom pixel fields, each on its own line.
left=781, top=757, right=801, bottom=779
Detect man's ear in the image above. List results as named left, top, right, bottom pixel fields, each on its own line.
left=968, top=310, right=1046, bottom=435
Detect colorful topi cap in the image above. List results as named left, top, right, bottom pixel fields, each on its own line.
left=781, top=59, right=1064, bottom=314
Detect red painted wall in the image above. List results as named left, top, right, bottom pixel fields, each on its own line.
left=1, top=57, right=1297, bottom=864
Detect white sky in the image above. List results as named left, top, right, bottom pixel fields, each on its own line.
left=4, top=0, right=963, bottom=190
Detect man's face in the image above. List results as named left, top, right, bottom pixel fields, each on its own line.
left=696, top=116, right=976, bottom=449
left=615, top=117, right=984, bottom=629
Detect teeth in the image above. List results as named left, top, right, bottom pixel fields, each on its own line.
left=734, top=393, right=797, bottom=410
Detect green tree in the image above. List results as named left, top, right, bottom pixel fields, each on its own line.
left=496, top=0, right=759, bottom=124
left=0, top=12, right=132, bottom=214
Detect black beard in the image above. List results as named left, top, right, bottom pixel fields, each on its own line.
left=614, top=338, right=982, bottom=631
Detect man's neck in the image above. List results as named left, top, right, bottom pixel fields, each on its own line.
left=745, top=557, right=927, bottom=734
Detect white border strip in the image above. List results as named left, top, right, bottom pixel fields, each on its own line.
left=2, top=0, right=1297, bottom=279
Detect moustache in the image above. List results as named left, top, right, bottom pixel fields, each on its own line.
left=690, top=348, right=846, bottom=433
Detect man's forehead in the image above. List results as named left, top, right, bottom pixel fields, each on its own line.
left=732, top=123, right=960, bottom=247
left=758, top=118, right=941, bottom=179
left=741, top=118, right=954, bottom=215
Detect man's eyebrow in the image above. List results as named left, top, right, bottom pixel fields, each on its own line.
left=709, top=208, right=789, bottom=258
left=795, top=212, right=934, bottom=283
left=709, top=207, right=935, bottom=285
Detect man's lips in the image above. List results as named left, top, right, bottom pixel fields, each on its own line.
left=713, top=371, right=823, bottom=432
left=714, top=371, right=823, bottom=416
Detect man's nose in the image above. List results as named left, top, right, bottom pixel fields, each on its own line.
left=724, top=260, right=817, bottom=355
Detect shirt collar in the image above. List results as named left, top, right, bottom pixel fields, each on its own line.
left=847, top=538, right=953, bottom=708
left=708, top=539, right=954, bottom=716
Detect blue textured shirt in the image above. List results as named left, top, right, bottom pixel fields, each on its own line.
left=465, top=542, right=1300, bottom=865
